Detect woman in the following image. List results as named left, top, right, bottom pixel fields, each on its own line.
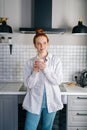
left=23, top=28, right=63, bottom=130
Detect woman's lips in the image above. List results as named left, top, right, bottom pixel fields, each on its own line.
left=40, top=49, right=44, bottom=51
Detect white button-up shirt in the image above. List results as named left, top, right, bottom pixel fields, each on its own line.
left=23, top=53, right=63, bottom=114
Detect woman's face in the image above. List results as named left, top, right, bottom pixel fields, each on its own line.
left=35, top=36, right=49, bottom=54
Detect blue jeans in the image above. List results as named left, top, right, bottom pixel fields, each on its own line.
left=24, top=108, right=56, bottom=130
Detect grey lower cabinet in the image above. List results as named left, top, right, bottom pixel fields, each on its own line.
left=0, top=95, right=18, bottom=130
left=67, top=95, right=87, bottom=130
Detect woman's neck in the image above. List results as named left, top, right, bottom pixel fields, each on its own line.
left=38, top=51, right=48, bottom=59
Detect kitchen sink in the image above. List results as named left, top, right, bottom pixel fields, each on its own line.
left=19, top=83, right=66, bottom=92
left=19, top=84, right=27, bottom=91
left=19, top=84, right=66, bottom=92
left=59, top=84, right=66, bottom=92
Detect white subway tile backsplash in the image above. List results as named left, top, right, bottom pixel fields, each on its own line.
left=0, top=44, right=87, bottom=82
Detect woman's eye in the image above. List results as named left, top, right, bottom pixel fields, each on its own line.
left=37, top=43, right=40, bottom=46
left=43, top=42, right=46, bottom=44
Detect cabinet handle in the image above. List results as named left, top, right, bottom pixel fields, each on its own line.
left=77, top=97, right=87, bottom=99
left=77, top=113, right=87, bottom=116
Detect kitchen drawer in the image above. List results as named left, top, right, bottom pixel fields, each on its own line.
left=68, top=95, right=87, bottom=110
left=68, top=127, right=87, bottom=130
left=68, top=111, right=87, bottom=127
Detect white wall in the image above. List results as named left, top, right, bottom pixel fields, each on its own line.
left=0, top=40, right=87, bottom=82
left=0, top=0, right=87, bottom=82
left=0, top=0, right=32, bottom=31
left=52, top=0, right=87, bottom=31
left=0, top=0, right=87, bottom=32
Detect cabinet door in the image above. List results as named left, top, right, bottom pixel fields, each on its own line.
left=68, top=127, right=87, bottom=130
left=0, top=95, right=18, bottom=130
left=68, top=95, right=87, bottom=110
left=0, top=100, right=3, bottom=130
left=68, top=111, right=87, bottom=127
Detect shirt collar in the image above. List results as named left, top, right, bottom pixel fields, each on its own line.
left=35, top=53, right=52, bottom=61
left=45, top=53, right=52, bottom=61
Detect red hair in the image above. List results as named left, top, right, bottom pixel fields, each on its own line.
left=33, top=28, right=49, bottom=44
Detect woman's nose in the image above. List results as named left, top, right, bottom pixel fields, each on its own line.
left=40, top=44, right=43, bottom=48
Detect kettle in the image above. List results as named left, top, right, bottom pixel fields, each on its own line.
left=75, top=70, right=87, bottom=87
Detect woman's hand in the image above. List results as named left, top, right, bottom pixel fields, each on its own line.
left=38, top=61, right=46, bottom=70
left=33, top=60, right=46, bottom=72
left=33, top=61, right=39, bottom=72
